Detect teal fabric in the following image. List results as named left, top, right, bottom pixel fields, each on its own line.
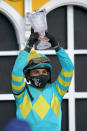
left=12, top=48, right=74, bottom=131
left=24, top=63, right=52, bottom=71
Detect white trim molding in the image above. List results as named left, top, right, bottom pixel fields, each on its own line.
left=0, top=1, right=25, bottom=50
left=24, top=0, right=32, bottom=42
left=41, top=0, right=87, bottom=13
left=24, top=0, right=32, bottom=15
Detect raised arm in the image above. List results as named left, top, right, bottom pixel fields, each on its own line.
left=12, top=28, right=39, bottom=100
left=54, top=48, right=74, bottom=99
left=12, top=50, right=30, bottom=98
left=45, top=32, right=74, bottom=100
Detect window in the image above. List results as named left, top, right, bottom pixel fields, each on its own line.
left=37, top=5, right=87, bottom=131
left=0, top=12, right=18, bottom=130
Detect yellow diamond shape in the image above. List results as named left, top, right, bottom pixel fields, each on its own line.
left=51, top=94, right=60, bottom=117
left=33, top=95, right=50, bottom=119
left=19, top=95, right=32, bottom=119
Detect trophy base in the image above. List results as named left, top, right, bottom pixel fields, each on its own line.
left=37, top=40, right=51, bottom=50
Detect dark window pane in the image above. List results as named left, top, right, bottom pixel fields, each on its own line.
left=74, top=6, right=87, bottom=49
left=0, top=13, right=19, bottom=51
left=61, top=100, right=68, bottom=131
left=47, top=6, right=67, bottom=49
left=75, top=55, right=87, bottom=92
left=47, top=55, right=61, bottom=83
left=0, top=56, right=17, bottom=94
left=0, top=101, right=16, bottom=131
left=76, top=99, right=87, bottom=131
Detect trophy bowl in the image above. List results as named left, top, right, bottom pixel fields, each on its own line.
left=26, top=9, right=51, bottom=50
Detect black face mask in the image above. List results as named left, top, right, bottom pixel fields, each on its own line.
left=29, top=75, right=49, bottom=88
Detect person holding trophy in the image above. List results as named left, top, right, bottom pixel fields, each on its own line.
left=12, top=9, right=74, bottom=131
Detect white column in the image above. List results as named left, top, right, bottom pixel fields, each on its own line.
left=24, top=0, right=32, bottom=15
left=24, top=0, right=32, bottom=42
left=67, top=6, right=76, bottom=131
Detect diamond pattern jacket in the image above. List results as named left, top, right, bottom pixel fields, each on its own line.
left=12, top=48, right=74, bottom=131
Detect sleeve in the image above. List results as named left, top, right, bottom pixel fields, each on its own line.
left=11, top=50, right=30, bottom=99
left=53, top=48, right=74, bottom=100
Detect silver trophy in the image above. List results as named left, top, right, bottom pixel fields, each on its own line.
left=26, top=9, right=51, bottom=50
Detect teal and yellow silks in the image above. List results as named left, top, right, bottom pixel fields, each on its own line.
left=12, top=48, right=74, bottom=131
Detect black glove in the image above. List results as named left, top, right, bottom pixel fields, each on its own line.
left=45, top=32, right=60, bottom=51
left=24, top=28, right=39, bottom=52
left=27, top=28, right=39, bottom=47
left=45, top=32, right=58, bottom=47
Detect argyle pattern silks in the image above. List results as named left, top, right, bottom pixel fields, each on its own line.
left=12, top=48, right=74, bottom=131
left=19, top=93, right=60, bottom=120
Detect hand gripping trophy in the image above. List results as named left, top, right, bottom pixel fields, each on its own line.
left=26, top=9, right=51, bottom=50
